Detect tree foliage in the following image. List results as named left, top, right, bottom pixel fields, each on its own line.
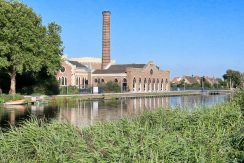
left=0, top=0, right=63, bottom=94
left=99, top=81, right=121, bottom=93
left=223, top=69, right=242, bottom=88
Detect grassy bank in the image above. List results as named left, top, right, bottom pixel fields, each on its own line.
left=0, top=92, right=243, bottom=162
left=0, top=94, right=23, bottom=103
left=51, top=90, right=204, bottom=102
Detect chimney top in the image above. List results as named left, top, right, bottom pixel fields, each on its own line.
left=102, top=11, right=111, bottom=15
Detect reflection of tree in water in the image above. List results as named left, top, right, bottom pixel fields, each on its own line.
left=0, top=105, right=59, bottom=131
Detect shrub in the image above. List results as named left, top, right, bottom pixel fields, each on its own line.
left=98, top=81, right=121, bottom=93
left=59, top=86, right=79, bottom=95
left=0, top=94, right=23, bottom=103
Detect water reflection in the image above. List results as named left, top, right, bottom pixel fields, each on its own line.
left=0, top=94, right=230, bottom=129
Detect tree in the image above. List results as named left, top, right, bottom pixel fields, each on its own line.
left=223, top=69, right=241, bottom=88
left=99, top=81, right=121, bottom=93
left=0, top=1, right=63, bottom=94
left=241, top=73, right=244, bottom=89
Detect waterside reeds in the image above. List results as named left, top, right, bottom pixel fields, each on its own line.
left=0, top=94, right=23, bottom=103
left=0, top=92, right=243, bottom=162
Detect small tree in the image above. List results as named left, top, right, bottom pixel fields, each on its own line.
left=0, top=1, right=63, bottom=94
left=241, top=73, right=244, bottom=89
left=223, top=69, right=241, bottom=88
left=99, top=81, right=121, bottom=93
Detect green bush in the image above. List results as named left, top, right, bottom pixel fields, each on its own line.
left=0, top=94, right=23, bottom=103
left=99, top=81, right=121, bottom=93
left=59, top=86, right=79, bottom=95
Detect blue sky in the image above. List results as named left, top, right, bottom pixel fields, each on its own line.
left=22, top=0, right=244, bottom=78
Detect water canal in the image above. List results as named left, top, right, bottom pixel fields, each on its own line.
left=0, top=94, right=231, bottom=130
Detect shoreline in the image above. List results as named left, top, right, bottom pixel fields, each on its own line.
left=48, top=90, right=233, bottom=101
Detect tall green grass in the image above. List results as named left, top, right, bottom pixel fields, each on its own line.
left=0, top=94, right=23, bottom=103
left=0, top=92, right=243, bottom=162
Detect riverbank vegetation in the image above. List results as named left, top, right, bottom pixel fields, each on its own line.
left=98, top=81, right=121, bottom=93
left=0, top=91, right=243, bottom=162
left=0, top=94, right=23, bottom=103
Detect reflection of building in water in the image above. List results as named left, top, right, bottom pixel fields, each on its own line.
left=57, top=97, right=170, bottom=127
left=127, top=97, right=170, bottom=115
left=31, top=105, right=44, bottom=116
left=0, top=105, right=28, bottom=126
left=9, top=110, right=15, bottom=125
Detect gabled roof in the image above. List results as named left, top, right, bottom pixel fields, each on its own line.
left=184, top=76, right=198, bottom=84
left=93, top=64, right=146, bottom=74
left=68, top=60, right=87, bottom=68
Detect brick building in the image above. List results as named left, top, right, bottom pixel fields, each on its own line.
left=92, top=62, right=170, bottom=92
left=56, top=60, right=91, bottom=88
left=56, top=11, right=170, bottom=92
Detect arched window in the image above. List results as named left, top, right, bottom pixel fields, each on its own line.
left=85, top=79, right=88, bottom=85
left=101, top=79, right=104, bottom=83
left=115, top=78, right=118, bottom=82
left=133, top=78, right=136, bottom=83
left=94, top=78, right=98, bottom=83
left=82, top=78, right=85, bottom=88
left=133, top=78, right=136, bottom=92
left=60, top=66, right=65, bottom=73
left=148, top=78, right=151, bottom=91
left=98, top=78, right=101, bottom=84
left=61, top=77, right=65, bottom=85
left=165, top=79, right=168, bottom=91
left=152, top=78, right=155, bottom=91
left=123, top=78, right=127, bottom=83
left=58, top=77, right=61, bottom=85
left=122, top=78, right=127, bottom=91
left=157, top=79, right=160, bottom=91
left=64, top=77, right=67, bottom=86
left=144, top=78, right=147, bottom=91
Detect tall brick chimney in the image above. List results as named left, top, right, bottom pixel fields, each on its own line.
left=101, top=11, right=111, bottom=69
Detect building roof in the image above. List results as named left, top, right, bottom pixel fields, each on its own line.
left=93, top=64, right=146, bottom=74
left=171, top=77, right=182, bottom=84
left=184, top=76, right=198, bottom=84
left=68, top=60, right=87, bottom=68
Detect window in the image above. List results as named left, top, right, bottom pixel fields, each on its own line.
left=60, top=66, right=65, bottom=73
left=61, top=77, right=67, bottom=86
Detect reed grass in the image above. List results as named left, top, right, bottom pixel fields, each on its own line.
left=0, top=94, right=23, bottom=103
left=0, top=92, right=243, bottom=162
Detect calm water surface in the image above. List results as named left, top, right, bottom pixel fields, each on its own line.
left=0, top=94, right=230, bottom=129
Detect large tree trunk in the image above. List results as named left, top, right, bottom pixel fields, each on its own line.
left=9, top=70, right=16, bottom=95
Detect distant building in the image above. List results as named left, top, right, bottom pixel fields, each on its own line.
left=172, top=76, right=198, bottom=85
left=171, top=75, right=219, bottom=86
left=56, top=11, right=170, bottom=92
